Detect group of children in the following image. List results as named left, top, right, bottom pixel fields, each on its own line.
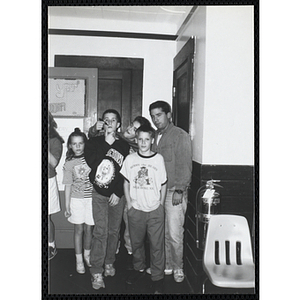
left=48, top=109, right=168, bottom=293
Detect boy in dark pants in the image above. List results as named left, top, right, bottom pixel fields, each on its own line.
left=84, top=109, right=130, bottom=289
left=120, top=125, right=167, bottom=294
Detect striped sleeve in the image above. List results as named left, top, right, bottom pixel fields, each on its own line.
left=81, top=157, right=93, bottom=199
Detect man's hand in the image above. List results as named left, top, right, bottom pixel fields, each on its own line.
left=172, top=191, right=183, bottom=206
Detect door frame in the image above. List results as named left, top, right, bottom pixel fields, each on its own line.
left=172, top=37, right=195, bottom=134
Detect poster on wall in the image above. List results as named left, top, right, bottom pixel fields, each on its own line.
left=48, top=78, right=86, bottom=117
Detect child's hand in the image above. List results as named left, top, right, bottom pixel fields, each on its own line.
left=64, top=211, right=71, bottom=218
left=108, top=193, right=120, bottom=206
left=96, top=119, right=104, bottom=131
left=127, top=200, right=133, bottom=210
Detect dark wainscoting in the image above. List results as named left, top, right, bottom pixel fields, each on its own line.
left=185, top=161, right=255, bottom=293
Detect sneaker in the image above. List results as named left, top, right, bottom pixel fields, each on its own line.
left=164, top=269, right=173, bottom=275
left=173, top=269, right=185, bottom=283
left=48, top=246, right=57, bottom=260
left=146, top=268, right=173, bottom=275
left=153, top=279, right=164, bottom=294
left=104, top=264, right=115, bottom=277
left=84, top=256, right=92, bottom=268
left=126, top=269, right=145, bottom=284
left=76, top=262, right=85, bottom=274
left=91, top=273, right=105, bottom=289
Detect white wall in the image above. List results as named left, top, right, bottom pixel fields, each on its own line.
left=49, top=5, right=254, bottom=187
left=49, top=25, right=176, bottom=188
left=49, top=35, right=176, bottom=120
left=178, top=6, right=254, bottom=165
left=48, top=7, right=179, bottom=35
left=204, top=6, right=254, bottom=165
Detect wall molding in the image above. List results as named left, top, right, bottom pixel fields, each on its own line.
left=48, top=28, right=178, bottom=41
left=176, top=5, right=198, bottom=37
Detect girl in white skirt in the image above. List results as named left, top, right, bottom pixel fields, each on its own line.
left=63, top=128, right=94, bottom=274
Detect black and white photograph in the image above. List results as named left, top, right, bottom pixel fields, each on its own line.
left=43, top=1, right=258, bottom=297
left=6, top=0, right=300, bottom=299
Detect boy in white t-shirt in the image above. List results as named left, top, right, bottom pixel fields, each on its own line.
left=120, top=125, right=167, bottom=294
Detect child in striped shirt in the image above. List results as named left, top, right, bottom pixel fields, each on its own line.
left=63, top=128, right=94, bottom=274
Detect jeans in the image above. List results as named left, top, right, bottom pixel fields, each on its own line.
left=123, top=200, right=132, bottom=254
left=128, top=205, right=165, bottom=281
left=164, top=189, right=187, bottom=271
left=90, top=189, right=125, bottom=275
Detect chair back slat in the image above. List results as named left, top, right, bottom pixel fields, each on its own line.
left=203, top=214, right=255, bottom=289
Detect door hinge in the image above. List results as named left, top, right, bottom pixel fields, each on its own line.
left=173, top=86, right=176, bottom=98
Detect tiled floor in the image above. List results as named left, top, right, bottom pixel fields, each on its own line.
left=48, top=244, right=192, bottom=294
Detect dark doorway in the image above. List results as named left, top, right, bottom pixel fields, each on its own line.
left=97, top=70, right=131, bottom=131
left=172, top=37, right=195, bottom=133
left=55, top=55, right=144, bottom=132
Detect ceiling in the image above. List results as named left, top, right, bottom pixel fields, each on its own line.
left=48, top=6, right=195, bottom=35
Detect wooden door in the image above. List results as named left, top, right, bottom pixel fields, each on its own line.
left=172, top=37, right=195, bottom=133
left=55, top=55, right=143, bottom=129
left=97, top=70, right=131, bottom=133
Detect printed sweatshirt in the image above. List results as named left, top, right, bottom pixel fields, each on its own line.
left=84, top=135, right=130, bottom=198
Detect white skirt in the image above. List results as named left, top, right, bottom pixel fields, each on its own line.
left=68, top=197, right=94, bottom=226
left=48, top=176, right=61, bottom=215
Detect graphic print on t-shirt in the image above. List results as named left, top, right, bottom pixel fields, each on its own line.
left=94, top=159, right=115, bottom=188
left=134, top=166, right=153, bottom=187
left=74, top=163, right=90, bottom=180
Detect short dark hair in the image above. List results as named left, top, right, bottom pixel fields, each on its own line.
left=149, top=100, right=171, bottom=114
left=102, top=109, right=122, bottom=127
left=136, top=125, right=156, bottom=139
left=133, top=116, right=151, bottom=127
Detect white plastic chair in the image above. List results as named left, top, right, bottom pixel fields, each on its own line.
left=202, top=214, right=255, bottom=293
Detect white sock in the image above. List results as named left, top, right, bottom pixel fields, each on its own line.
left=49, top=241, right=55, bottom=248
left=76, top=253, right=83, bottom=263
left=84, top=249, right=91, bottom=258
